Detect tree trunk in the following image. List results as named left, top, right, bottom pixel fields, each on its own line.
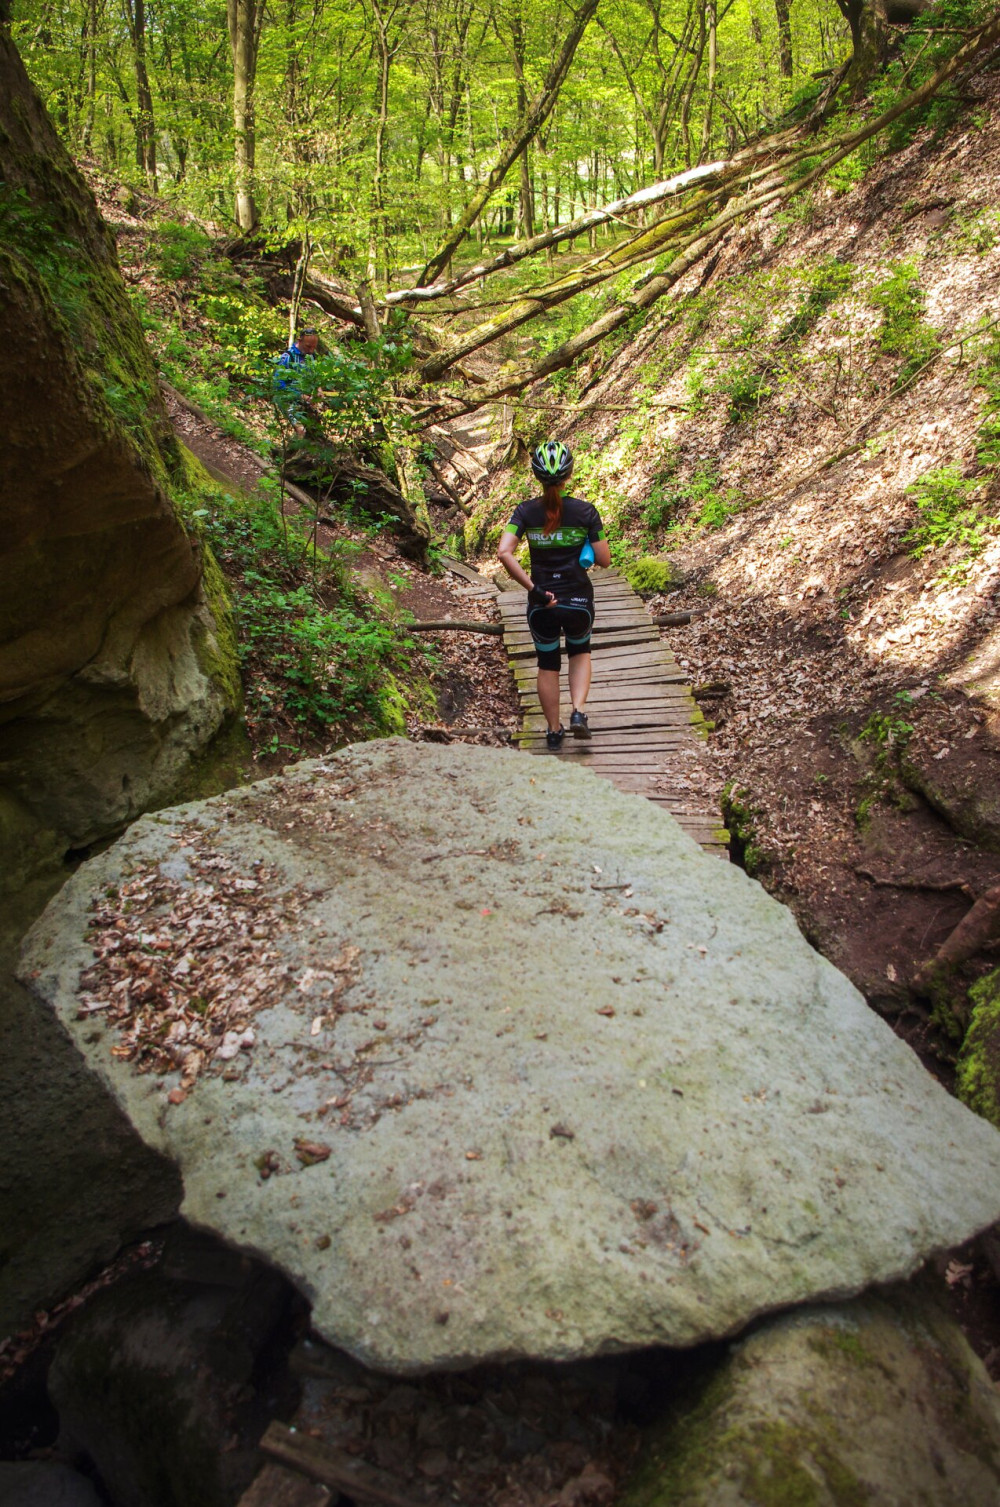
left=228, top=0, right=265, bottom=233
left=699, top=0, right=718, bottom=163
left=369, top=5, right=391, bottom=284
left=122, top=0, right=157, bottom=187
left=775, top=0, right=793, bottom=78
left=509, top=5, right=534, bottom=239
left=80, top=0, right=98, bottom=151
left=837, top=0, right=892, bottom=93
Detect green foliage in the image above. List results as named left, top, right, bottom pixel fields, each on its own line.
left=621, top=555, right=678, bottom=593
left=867, top=0, right=993, bottom=150
left=854, top=698, right=916, bottom=828
left=239, top=577, right=413, bottom=734
left=824, top=143, right=876, bottom=195
left=192, top=471, right=429, bottom=745
left=948, top=206, right=1000, bottom=256
left=859, top=707, right=915, bottom=760
left=154, top=219, right=211, bottom=279
left=869, top=261, right=941, bottom=383
left=778, top=257, right=854, bottom=344
left=721, top=783, right=767, bottom=877
left=904, top=465, right=992, bottom=562
left=272, top=335, right=412, bottom=440
left=717, top=357, right=772, bottom=420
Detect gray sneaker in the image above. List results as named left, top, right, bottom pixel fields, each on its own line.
left=570, top=710, right=591, bottom=739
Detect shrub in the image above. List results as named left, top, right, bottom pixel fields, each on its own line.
left=870, top=262, right=941, bottom=384
left=778, top=258, right=855, bottom=345
left=155, top=219, right=211, bottom=280
left=904, top=465, right=990, bottom=558
left=623, top=555, right=679, bottom=593
left=717, top=357, right=772, bottom=420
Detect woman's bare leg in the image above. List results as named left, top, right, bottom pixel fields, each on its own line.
left=568, top=652, right=591, bottom=712
left=538, top=668, right=562, bottom=730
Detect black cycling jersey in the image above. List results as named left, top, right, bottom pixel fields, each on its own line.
left=507, top=494, right=605, bottom=598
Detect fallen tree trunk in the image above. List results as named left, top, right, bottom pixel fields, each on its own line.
left=405, top=620, right=503, bottom=634
left=413, top=9, right=1000, bottom=419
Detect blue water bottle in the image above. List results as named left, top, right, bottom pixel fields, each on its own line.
left=579, top=540, right=595, bottom=570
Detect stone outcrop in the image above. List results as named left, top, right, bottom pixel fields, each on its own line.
left=20, top=741, right=1000, bottom=1372
left=619, top=1286, right=1000, bottom=1505
left=0, top=27, right=243, bottom=890
left=47, top=1226, right=296, bottom=1507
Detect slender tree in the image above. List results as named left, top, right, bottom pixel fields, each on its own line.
left=227, top=0, right=267, bottom=231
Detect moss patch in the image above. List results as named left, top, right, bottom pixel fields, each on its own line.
left=956, top=967, right=1000, bottom=1129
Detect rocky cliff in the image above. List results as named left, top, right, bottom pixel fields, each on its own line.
left=0, top=25, right=243, bottom=890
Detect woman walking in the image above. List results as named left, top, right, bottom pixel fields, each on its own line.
left=498, top=441, right=610, bottom=749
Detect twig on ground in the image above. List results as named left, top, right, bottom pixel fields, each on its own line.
left=854, top=866, right=975, bottom=898
left=261, top=1422, right=447, bottom=1507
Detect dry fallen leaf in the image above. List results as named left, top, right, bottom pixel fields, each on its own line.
left=294, top=1139, right=332, bottom=1166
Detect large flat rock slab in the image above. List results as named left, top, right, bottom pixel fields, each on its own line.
left=19, top=740, right=1000, bottom=1372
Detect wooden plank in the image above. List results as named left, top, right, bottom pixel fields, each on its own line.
left=500, top=569, right=724, bottom=853
left=518, top=689, right=693, bottom=706
left=261, top=1422, right=446, bottom=1507
left=238, top=1465, right=331, bottom=1507
left=505, top=636, right=659, bottom=659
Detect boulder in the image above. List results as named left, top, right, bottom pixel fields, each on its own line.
left=0, top=1464, right=102, bottom=1507
left=0, top=30, right=243, bottom=889
left=899, top=706, right=1000, bottom=852
left=48, top=1226, right=296, bottom=1507
left=20, top=740, right=1000, bottom=1372
left=618, top=1286, right=1000, bottom=1505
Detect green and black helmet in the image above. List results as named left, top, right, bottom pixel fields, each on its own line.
left=530, top=439, right=573, bottom=484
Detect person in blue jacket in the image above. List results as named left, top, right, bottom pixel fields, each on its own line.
left=498, top=441, right=610, bottom=749
left=273, top=328, right=319, bottom=436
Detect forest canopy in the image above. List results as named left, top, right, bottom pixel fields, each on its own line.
left=10, top=0, right=1000, bottom=424
left=12, top=0, right=851, bottom=262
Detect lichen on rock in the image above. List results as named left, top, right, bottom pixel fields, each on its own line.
left=619, top=1286, right=1000, bottom=1505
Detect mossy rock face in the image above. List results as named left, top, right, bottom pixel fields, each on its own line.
left=956, top=968, right=1000, bottom=1130
left=619, top=1287, right=1000, bottom=1506
left=0, top=35, right=244, bottom=885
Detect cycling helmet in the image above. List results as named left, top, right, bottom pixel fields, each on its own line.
left=530, top=440, right=573, bottom=484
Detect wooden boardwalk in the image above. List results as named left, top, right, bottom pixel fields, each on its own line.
left=497, top=569, right=730, bottom=855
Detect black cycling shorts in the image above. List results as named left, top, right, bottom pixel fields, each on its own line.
left=527, top=597, right=593, bottom=671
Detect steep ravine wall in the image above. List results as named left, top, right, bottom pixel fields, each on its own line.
left=0, top=24, right=244, bottom=890
left=0, top=23, right=243, bottom=1330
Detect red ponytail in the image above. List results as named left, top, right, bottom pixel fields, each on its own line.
left=542, top=481, right=563, bottom=535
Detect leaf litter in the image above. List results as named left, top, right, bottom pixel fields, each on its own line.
left=78, top=825, right=311, bottom=1099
